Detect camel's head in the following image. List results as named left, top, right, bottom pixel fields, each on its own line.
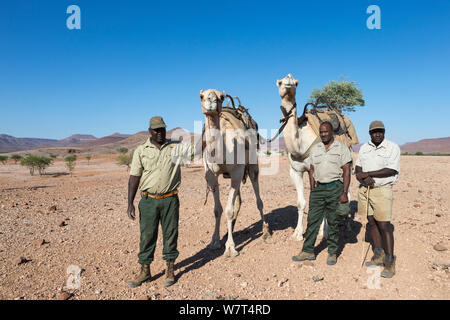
left=200, top=89, right=226, bottom=115
left=276, top=74, right=298, bottom=99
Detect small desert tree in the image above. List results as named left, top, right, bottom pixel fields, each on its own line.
left=117, top=147, right=128, bottom=154
left=65, top=155, right=77, bottom=177
left=0, top=155, right=8, bottom=165
left=86, top=155, right=92, bottom=165
left=36, top=156, right=53, bottom=175
left=20, top=155, right=52, bottom=176
left=309, top=78, right=365, bottom=113
left=117, top=149, right=134, bottom=171
left=20, top=155, right=38, bottom=175
left=49, top=153, right=58, bottom=159
left=11, top=154, right=23, bottom=164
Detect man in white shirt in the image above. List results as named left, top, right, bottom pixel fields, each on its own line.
left=355, top=120, right=400, bottom=278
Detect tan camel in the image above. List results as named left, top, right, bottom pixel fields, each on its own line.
left=200, top=89, right=270, bottom=257
left=276, top=74, right=327, bottom=241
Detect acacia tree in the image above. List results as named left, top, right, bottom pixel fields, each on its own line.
left=117, top=147, right=128, bottom=154
left=117, top=149, right=134, bottom=171
left=20, top=155, right=52, bottom=176
left=309, top=78, right=365, bottom=113
left=20, top=155, right=37, bottom=175
left=36, top=157, right=53, bottom=175
left=86, top=155, right=92, bottom=165
left=0, top=155, right=8, bottom=165
left=65, top=155, right=77, bottom=177
left=11, top=154, right=23, bottom=164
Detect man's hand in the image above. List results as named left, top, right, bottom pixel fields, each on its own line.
left=127, top=175, right=140, bottom=221
left=127, top=203, right=136, bottom=220
left=363, top=176, right=375, bottom=187
left=338, top=192, right=349, bottom=204
left=356, top=172, right=369, bottom=182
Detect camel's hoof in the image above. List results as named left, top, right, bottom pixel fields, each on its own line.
left=263, top=233, right=272, bottom=240
left=262, top=224, right=271, bottom=241
left=224, top=247, right=239, bottom=258
left=292, top=230, right=304, bottom=242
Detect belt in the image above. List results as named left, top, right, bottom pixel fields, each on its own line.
left=142, top=189, right=178, bottom=199
left=317, top=180, right=342, bottom=187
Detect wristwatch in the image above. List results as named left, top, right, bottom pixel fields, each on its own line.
left=343, top=189, right=348, bottom=194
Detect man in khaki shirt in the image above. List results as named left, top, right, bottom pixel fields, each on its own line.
left=127, top=116, right=196, bottom=288
left=292, top=121, right=352, bottom=265
left=356, top=120, right=400, bottom=278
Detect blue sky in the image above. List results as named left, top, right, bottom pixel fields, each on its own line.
left=1, top=0, right=449, bottom=145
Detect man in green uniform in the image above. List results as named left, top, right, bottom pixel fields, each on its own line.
left=292, top=121, right=352, bottom=265
left=127, top=116, right=195, bottom=288
left=355, top=120, right=400, bottom=278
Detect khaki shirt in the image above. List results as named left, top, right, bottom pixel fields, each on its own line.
left=307, top=139, right=352, bottom=183
left=130, top=138, right=193, bottom=194
left=356, top=138, right=400, bottom=187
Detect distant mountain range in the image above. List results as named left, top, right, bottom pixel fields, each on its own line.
left=399, top=137, right=450, bottom=154
left=0, top=134, right=98, bottom=152
left=1, top=131, right=449, bottom=155
left=0, top=129, right=193, bottom=154
left=351, top=137, right=450, bottom=154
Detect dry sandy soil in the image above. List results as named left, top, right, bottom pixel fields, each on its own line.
left=0, top=154, right=448, bottom=300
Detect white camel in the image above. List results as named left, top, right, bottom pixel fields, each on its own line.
left=200, top=89, right=270, bottom=257
left=276, top=74, right=328, bottom=241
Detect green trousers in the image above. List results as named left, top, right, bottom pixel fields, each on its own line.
left=137, top=194, right=180, bottom=265
left=302, top=181, right=344, bottom=255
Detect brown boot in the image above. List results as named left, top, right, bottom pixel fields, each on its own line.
left=365, top=247, right=385, bottom=267
left=381, top=255, right=396, bottom=278
left=292, top=251, right=316, bottom=262
left=164, top=260, right=176, bottom=287
left=127, top=264, right=151, bottom=288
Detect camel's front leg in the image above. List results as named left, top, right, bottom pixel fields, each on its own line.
left=318, top=218, right=327, bottom=240
left=248, top=164, right=270, bottom=240
left=223, top=168, right=244, bottom=257
left=290, top=166, right=306, bottom=241
left=206, top=171, right=222, bottom=250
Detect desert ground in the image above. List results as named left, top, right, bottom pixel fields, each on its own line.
left=0, top=154, right=448, bottom=300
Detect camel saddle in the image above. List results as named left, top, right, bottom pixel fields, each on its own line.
left=300, top=106, right=359, bottom=147
left=220, top=106, right=259, bottom=133
left=218, top=97, right=260, bottom=181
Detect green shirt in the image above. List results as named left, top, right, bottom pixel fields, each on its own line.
left=130, top=138, right=192, bottom=194
left=307, top=139, right=352, bottom=183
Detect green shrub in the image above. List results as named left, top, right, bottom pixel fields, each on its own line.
left=11, top=154, right=23, bottom=164
left=65, top=155, right=77, bottom=177
left=20, top=155, right=53, bottom=175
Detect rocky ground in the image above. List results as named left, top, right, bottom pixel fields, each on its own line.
left=0, top=155, right=448, bottom=300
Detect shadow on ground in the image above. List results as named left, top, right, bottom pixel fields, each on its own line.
left=173, top=205, right=299, bottom=282
left=172, top=201, right=374, bottom=282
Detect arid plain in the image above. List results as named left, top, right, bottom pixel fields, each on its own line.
left=0, top=154, right=448, bottom=300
